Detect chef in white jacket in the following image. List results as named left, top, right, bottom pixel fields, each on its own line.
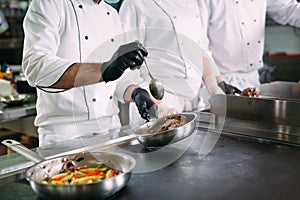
left=199, top=0, right=300, bottom=91
left=22, top=0, right=157, bottom=147
left=119, top=0, right=225, bottom=126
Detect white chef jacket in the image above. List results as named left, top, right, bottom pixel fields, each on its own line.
left=22, top=0, right=139, bottom=146
left=119, top=0, right=221, bottom=126
left=199, top=0, right=300, bottom=90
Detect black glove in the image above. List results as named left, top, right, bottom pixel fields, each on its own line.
left=258, top=65, right=276, bottom=84
left=218, top=81, right=242, bottom=94
left=132, top=88, right=158, bottom=121
left=101, top=41, right=148, bottom=82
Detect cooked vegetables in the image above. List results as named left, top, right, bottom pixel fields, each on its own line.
left=42, top=166, right=121, bottom=185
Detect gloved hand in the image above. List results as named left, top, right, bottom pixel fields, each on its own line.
left=131, top=88, right=158, bottom=121
left=218, top=81, right=241, bottom=94
left=101, top=41, right=148, bottom=82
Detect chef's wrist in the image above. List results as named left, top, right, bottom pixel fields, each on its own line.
left=124, top=85, right=139, bottom=102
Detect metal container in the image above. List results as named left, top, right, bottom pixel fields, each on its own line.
left=133, top=112, right=197, bottom=147
left=2, top=139, right=136, bottom=200
left=209, top=94, right=300, bottom=146
left=211, top=94, right=300, bottom=126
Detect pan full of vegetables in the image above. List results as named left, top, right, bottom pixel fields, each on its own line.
left=1, top=139, right=136, bottom=200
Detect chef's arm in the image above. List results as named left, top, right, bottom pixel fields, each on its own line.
left=206, top=58, right=241, bottom=94
left=52, top=41, right=148, bottom=89
left=267, top=0, right=300, bottom=27
left=51, top=63, right=102, bottom=89
left=202, top=57, right=224, bottom=95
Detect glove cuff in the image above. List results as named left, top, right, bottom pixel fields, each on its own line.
left=131, top=87, right=145, bottom=101
left=101, top=62, right=109, bottom=82
left=218, top=81, right=226, bottom=93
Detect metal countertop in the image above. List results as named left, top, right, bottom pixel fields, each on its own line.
left=0, top=93, right=36, bottom=122
left=0, top=132, right=299, bottom=200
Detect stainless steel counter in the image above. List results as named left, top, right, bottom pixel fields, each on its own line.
left=0, top=93, right=36, bottom=122
left=0, top=132, right=299, bottom=200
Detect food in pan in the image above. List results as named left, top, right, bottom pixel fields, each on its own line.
left=241, top=87, right=260, bottom=98
left=158, top=115, right=187, bottom=133
left=42, top=165, right=121, bottom=185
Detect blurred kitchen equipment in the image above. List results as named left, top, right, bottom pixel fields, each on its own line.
left=261, top=53, right=300, bottom=83
left=2, top=139, right=136, bottom=200
left=0, top=9, right=9, bottom=35
left=15, top=72, right=36, bottom=94
left=210, top=94, right=300, bottom=146
left=144, top=59, right=164, bottom=100
left=260, top=81, right=300, bottom=100
left=0, top=93, right=30, bottom=107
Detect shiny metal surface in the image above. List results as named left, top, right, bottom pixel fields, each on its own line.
left=26, top=152, right=135, bottom=200
left=211, top=94, right=300, bottom=126
left=209, top=94, right=300, bottom=146
left=133, top=113, right=197, bottom=147
left=1, top=140, right=136, bottom=200
left=0, top=94, right=30, bottom=107
left=144, top=59, right=164, bottom=100
left=260, top=81, right=300, bottom=100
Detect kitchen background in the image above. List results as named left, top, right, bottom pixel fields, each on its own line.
left=0, top=0, right=300, bottom=154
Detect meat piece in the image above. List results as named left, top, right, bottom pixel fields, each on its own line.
left=241, top=87, right=260, bottom=97
left=159, top=115, right=185, bottom=132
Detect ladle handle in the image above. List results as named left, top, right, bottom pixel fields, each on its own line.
left=144, top=59, right=154, bottom=80
left=2, top=139, right=43, bottom=163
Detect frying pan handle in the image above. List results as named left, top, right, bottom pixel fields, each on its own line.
left=1, top=139, right=43, bottom=163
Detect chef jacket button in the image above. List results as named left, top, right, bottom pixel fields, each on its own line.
left=111, top=38, right=114, bottom=42
left=259, top=60, right=262, bottom=63
left=250, top=63, right=253, bottom=67
left=246, top=42, right=250, bottom=45
left=235, top=1, right=239, bottom=4
left=78, top=5, right=83, bottom=9
left=109, top=96, right=113, bottom=99
left=258, top=40, right=261, bottom=43
left=241, top=22, right=244, bottom=25
left=92, top=98, right=96, bottom=102
left=254, top=19, right=257, bottom=22
left=107, top=12, right=110, bottom=15
left=173, top=16, right=177, bottom=19
left=85, top=36, right=89, bottom=40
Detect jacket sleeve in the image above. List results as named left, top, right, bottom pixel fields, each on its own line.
left=267, top=0, right=300, bottom=27
left=22, top=0, right=74, bottom=88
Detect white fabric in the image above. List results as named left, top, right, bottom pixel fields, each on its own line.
left=22, top=0, right=140, bottom=146
left=199, top=0, right=300, bottom=90
left=120, top=0, right=219, bottom=125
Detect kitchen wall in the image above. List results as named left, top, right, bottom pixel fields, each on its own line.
left=265, top=25, right=300, bottom=54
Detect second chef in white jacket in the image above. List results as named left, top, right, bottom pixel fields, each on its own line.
left=119, top=0, right=224, bottom=126
left=200, top=0, right=300, bottom=91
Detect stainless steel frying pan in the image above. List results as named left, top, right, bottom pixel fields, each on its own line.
left=2, top=139, right=136, bottom=200
left=133, top=112, right=197, bottom=147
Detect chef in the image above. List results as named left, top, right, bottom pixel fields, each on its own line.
left=119, top=0, right=225, bottom=126
left=22, top=0, right=157, bottom=147
left=199, top=0, right=300, bottom=91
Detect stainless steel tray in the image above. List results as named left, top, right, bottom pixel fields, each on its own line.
left=209, top=94, right=300, bottom=146
left=211, top=94, right=300, bottom=126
